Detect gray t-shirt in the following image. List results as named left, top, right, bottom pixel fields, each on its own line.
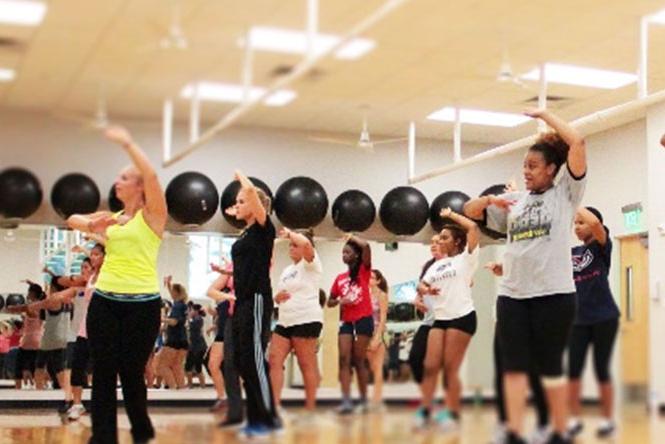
left=40, top=305, right=72, bottom=351
left=486, top=166, right=586, bottom=299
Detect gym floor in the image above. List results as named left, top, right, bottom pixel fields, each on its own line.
left=0, top=404, right=660, bottom=444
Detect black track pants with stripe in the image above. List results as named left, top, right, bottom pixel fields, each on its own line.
left=232, top=293, right=278, bottom=428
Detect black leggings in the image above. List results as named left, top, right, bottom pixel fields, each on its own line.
left=87, top=295, right=161, bottom=444
left=568, top=318, right=618, bottom=382
left=494, top=325, right=549, bottom=427
left=232, top=293, right=278, bottom=428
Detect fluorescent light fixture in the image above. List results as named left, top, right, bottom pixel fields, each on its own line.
left=648, top=8, right=665, bottom=24
left=521, top=63, right=636, bottom=89
left=0, top=0, right=47, bottom=26
left=247, top=26, right=375, bottom=60
left=427, top=107, right=531, bottom=127
left=0, top=68, right=15, bottom=82
left=180, top=81, right=297, bottom=107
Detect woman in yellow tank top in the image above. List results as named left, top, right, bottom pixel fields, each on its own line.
left=67, top=126, right=167, bottom=444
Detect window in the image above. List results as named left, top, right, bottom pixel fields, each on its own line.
left=187, top=234, right=235, bottom=300
left=40, top=227, right=88, bottom=279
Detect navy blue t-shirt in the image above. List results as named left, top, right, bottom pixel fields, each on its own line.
left=166, top=300, right=188, bottom=344
left=188, top=316, right=206, bottom=353
left=572, top=239, right=620, bottom=325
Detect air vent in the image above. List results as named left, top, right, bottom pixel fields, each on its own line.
left=524, top=95, right=569, bottom=103
left=0, top=36, right=23, bottom=50
left=269, top=64, right=324, bottom=81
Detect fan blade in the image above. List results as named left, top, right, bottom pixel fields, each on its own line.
left=308, top=136, right=356, bottom=146
left=371, top=137, right=408, bottom=145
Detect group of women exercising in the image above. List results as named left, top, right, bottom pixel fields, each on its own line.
left=7, top=107, right=624, bottom=444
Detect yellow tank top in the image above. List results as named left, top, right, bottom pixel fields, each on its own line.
left=95, top=209, right=162, bottom=294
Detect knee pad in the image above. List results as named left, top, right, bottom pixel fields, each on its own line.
left=541, top=375, right=566, bottom=388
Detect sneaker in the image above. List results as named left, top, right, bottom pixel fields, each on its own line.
left=67, top=404, right=87, bottom=421
left=528, top=425, right=551, bottom=444
left=219, top=417, right=244, bottom=429
left=58, top=400, right=73, bottom=414
left=412, top=407, right=430, bottom=429
left=433, top=409, right=459, bottom=432
left=355, top=400, right=370, bottom=414
left=237, top=424, right=272, bottom=440
left=292, top=411, right=318, bottom=427
left=367, top=401, right=387, bottom=413
left=545, top=433, right=571, bottom=444
left=596, top=420, right=616, bottom=439
left=507, top=432, right=528, bottom=444
left=490, top=423, right=508, bottom=444
left=335, top=400, right=354, bottom=415
left=210, top=399, right=227, bottom=412
left=566, top=418, right=583, bottom=437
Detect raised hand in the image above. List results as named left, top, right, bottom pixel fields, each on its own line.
left=89, top=214, right=117, bottom=234
left=440, top=207, right=453, bottom=219
left=523, top=107, right=546, bottom=119
left=104, top=126, right=134, bottom=147
left=489, top=196, right=516, bottom=211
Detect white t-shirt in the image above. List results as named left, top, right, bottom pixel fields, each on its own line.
left=422, top=247, right=479, bottom=320
left=276, top=252, right=323, bottom=328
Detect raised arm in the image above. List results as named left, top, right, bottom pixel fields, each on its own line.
left=67, top=211, right=115, bottom=234
left=347, top=234, right=371, bottom=267
left=441, top=208, right=480, bottom=252
left=577, top=207, right=607, bottom=245
left=104, top=126, right=167, bottom=236
left=235, top=170, right=267, bottom=226
left=280, top=228, right=315, bottom=262
left=206, top=274, right=236, bottom=303
left=524, top=108, right=586, bottom=178
left=463, top=195, right=514, bottom=220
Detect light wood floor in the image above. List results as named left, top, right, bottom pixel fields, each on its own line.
left=0, top=404, right=663, bottom=444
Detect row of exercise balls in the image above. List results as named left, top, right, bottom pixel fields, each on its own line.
left=0, top=167, right=509, bottom=235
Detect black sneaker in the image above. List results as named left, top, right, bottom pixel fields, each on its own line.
left=219, top=417, right=244, bottom=429
left=596, top=421, right=616, bottom=439
left=58, top=400, right=73, bottom=414
left=506, top=431, right=528, bottom=444
left=546, top=433, right=571, bottom=444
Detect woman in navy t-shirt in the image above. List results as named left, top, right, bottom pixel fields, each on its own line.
left=567, top=207, right=619, bottom=439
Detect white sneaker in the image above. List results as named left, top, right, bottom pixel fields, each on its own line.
left=67, top=404, right=87, bottom=421
left=566, top=418, right=583, bottom=437
left=490, top=423, right=508, bottom=444
left=367, top=401, right=387, bottom=413
left=434, top=409, right=459, bottom=433
left=412, top=407, right=429, bottom=429
left=596, top=419, right=616, bottom=439
left=528, top=425, right=551, bottom=444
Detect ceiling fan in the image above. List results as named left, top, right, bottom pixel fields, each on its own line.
left=52, top=87, right=110, bottom=131
left=138, top=0, right=189, bottom=53
left=308, top=116, right=407, bottom=153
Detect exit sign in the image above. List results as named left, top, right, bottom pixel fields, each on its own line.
left=621, top=202, right=644, bottom=233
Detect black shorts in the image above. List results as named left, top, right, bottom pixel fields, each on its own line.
left=432, top=311, right=477, bottom=336
left=36, top=349, right=66, bottom=376
left=339, top=315, right=374, bottom=337
left=274, top=322, right=323, bottom=339
left=185, top=349, right=206, bottom=373
left=65, top=341, right=76, bottom=369
left=164, top=339, right=189, bottom=350
left=17, top=349, right=38, bottom=375
left=408, top=324, right=431, bottom=383
left=214, top=331, right=224, bottom=343
left=497, top=293, right=576, bottom=377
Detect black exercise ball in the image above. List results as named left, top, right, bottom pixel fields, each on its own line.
left=5, top=293, right=25, bottom=307
left=220, top=177, right=273, bottom=229
left=165, top=172, right=219, bottom=226
left=51, top=173, right=101, bottom=219
left=0, top=168, right=43, bottom=219
left=379, top=186, right=429, bottom=235
left=108, top=186, right=124, bottom=212
left=0, top=295, right=4, bottom=311
left=332, top=190, right=376, bottom=232
left=430, top=191, right=470, bottom=232
left=274, top=176, right=328, bottom=229
left=480, top=184, right=508, bottom=197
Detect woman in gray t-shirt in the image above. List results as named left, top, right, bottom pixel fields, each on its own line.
left=464, top=108, right=586, bottom=444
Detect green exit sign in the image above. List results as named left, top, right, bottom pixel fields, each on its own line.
left=621, top=203, right=643, bottom=233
